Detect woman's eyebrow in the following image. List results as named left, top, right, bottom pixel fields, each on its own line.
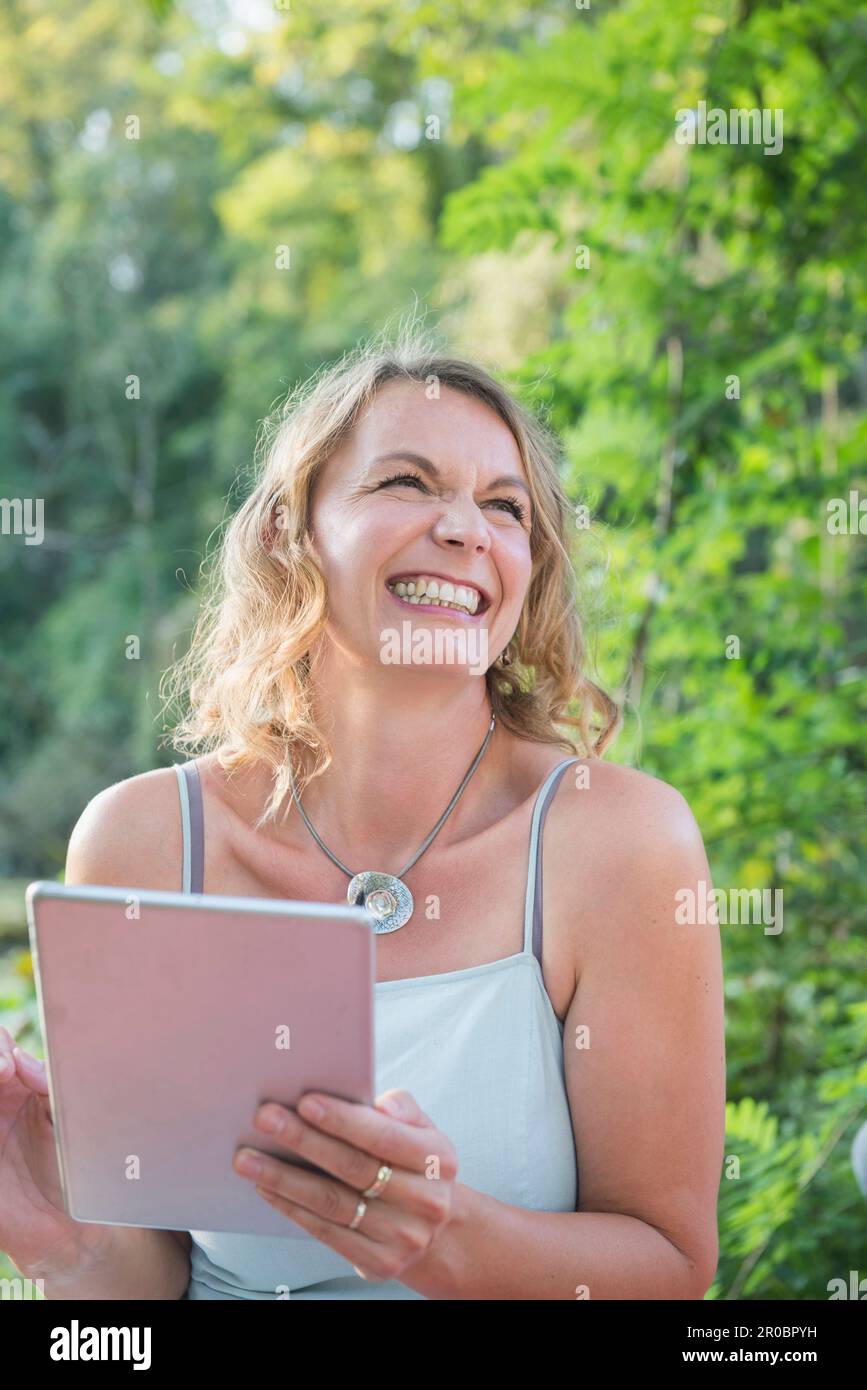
left=368, top=451, right=531, bottom=497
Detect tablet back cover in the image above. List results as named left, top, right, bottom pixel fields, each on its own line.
left=26, top=884, right=374, bottom=1236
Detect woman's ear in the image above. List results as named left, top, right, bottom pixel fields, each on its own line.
left=259, top=501, right=291, bottom=566
left=260, top=497, right=321, bottom=572
left=257, top=505, right=284, bottom=558
left=303, top=524, right=322, bottom=565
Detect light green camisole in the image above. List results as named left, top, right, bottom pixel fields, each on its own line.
left=174, top=756, right=581, bottom=1299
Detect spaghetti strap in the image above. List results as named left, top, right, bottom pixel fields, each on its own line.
left=523, top=758, right=583, bottom=966
left=174, top=761, right=205, bottom=894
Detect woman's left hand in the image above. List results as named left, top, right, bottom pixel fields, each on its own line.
left=233, top=1088, right=459, bottom=1284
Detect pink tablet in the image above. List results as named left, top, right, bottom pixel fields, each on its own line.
left=25, top=882, right=374, bottom=1236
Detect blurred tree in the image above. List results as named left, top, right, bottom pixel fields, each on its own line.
left=0, top=0, right=864, bottom=1297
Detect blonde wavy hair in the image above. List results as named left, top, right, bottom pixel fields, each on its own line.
left=160, top=322, right=619, bottom=823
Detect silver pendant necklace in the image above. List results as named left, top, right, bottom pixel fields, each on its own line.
left=287, top=714, right=496, bottom=934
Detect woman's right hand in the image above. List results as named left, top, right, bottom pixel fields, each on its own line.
left=0, top=1025, right=111, bottom=1278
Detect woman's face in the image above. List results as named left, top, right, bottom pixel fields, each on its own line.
left=308, top=379, right=534, bottom=677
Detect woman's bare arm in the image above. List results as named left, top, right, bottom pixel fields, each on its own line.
left=400, top=764, right=725, bottom=1299
left=24, top=770, right=195, bottom=1299
left=19, top=1225, right=192, bottom=1301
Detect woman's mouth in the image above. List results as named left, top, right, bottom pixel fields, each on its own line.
left=386, top=574, right=490, bottom=617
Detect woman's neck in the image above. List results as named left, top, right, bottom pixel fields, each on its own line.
left=293, top=660, right=500, bottom=867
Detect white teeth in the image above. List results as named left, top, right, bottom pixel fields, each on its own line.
left=388, top=575, right=483, bottom=615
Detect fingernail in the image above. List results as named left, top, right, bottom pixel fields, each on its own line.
left=235, top=1150, right=263, bottom=1178
left=299, top=1095, right=326, bottom=1122
left=381, top=1096, right=404, bottom=1117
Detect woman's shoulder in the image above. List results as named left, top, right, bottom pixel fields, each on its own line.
left=65, top=763, right=186, bottom=892
left=539, top=755, right=715, bottom=992
left=547, top=750, right=705, bottom=845
left=543, top=755, right=708, bottom=901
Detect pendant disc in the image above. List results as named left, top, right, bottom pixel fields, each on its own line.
left=347, top=872, right=413, bottom=934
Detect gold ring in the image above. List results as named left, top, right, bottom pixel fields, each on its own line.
left=348, top=1198, right=367, bottom=1231
left=363, top=1163, right=393, bottom=1200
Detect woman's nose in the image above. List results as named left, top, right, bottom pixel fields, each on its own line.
left=431, top=499, right=491, bottom=552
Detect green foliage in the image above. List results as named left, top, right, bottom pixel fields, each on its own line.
left=0, top=0, right=864, bottom=1297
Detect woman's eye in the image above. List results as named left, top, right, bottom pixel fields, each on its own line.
left=488, top=496, right=527, bottom=523
left=375, top=474, right=528, bottom=525
left=377, top=472, right=428, bottom=492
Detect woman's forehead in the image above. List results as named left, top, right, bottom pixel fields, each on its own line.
left=346, top=380, right=526, bottom=475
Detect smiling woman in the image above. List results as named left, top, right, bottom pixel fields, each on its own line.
left=162, top=323, right=619, bottom=820
left=3, top=321, right=724, bottom=1302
